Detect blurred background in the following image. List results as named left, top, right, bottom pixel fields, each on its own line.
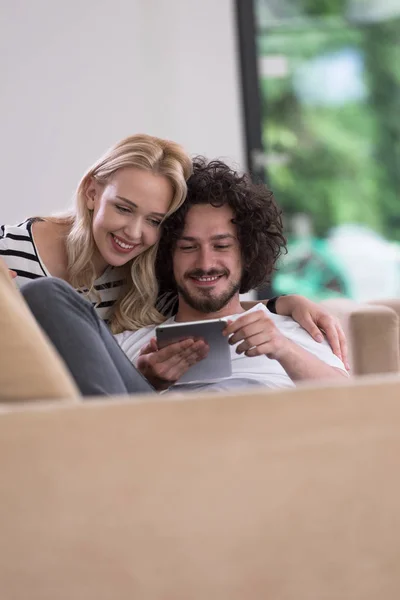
left=244, top=0, right=400, bottom=303
left=1, top=0, right=399, bottom=303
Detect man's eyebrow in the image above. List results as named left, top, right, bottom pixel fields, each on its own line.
left=115, top=196, right=166, bottom=218
left=210, top=234, right=236, bottom=241
left=179, top=236, right=198, bottom=242
left=178, top=234, right=236, bottom=242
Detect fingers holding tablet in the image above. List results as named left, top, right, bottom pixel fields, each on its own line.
left=136, top=337, right=209, bottom=390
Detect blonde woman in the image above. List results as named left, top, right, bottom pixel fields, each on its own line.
left=0, top=134, right=193, bottom=333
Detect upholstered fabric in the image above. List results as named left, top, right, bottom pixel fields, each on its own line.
left=0, top=260, right=78, bottom=401
left=1, top=375, right=400, bottom=599
left=321, top=298, right=399, bottom=375
left=368, top=298, right=400, bottom=355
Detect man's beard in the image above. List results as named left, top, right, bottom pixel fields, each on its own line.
left=177, top=269, right=241, bottom=314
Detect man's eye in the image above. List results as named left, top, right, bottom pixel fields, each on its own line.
left=116, top=205, right=131, bottom=214
left=179, top=246, right=195, bottom=251
left=215, top=245, right=230, bottom=250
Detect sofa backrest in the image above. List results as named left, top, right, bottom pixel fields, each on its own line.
left=321, top=298, right=400, bottom=375
left=1, top=375, right=400, bottom=599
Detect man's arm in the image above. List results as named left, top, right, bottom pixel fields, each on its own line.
left=273, top=338, right=348, bottom=382
left=224, top=309, right=348, bottom=383
left=271, top=294, right=349, bottom=370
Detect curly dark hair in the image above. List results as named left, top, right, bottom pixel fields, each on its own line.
left=156, top=156, right=286, bottom=302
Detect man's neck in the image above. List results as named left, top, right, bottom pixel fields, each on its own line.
left=175, top=295, right=244, bottom=322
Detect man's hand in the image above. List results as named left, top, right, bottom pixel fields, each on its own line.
left=274, top=295, right=349, bottom=370
left=9, top=270, right=17, bottom=279
left=224, top=309, right=347, bottom=382
left=136, top=337, right=209, bottom=391
left=224, top=310, right=288, bottom=360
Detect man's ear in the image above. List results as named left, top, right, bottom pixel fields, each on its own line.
left=85, top=177, right=97, bottom=210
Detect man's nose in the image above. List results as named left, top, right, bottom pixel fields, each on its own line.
left=195, top=247, right=215, bottom=271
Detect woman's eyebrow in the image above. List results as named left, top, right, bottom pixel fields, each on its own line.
left=116, top=196, right=166, bottom=217
left=116, top=195, right=137, bottom=208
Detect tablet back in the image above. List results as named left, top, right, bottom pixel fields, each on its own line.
left=156, top=319, right=232, bottom=383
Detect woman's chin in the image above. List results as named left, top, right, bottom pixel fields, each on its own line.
left=105, top=248, right=145, bottom=268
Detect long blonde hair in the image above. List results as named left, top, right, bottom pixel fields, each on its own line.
left=49, top=134, right=192, bottom=333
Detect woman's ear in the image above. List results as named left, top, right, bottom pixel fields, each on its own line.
left=85, top=177, right=97, bottom=210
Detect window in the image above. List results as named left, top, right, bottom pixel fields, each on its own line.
left=237, top=0, right=400, bottom=301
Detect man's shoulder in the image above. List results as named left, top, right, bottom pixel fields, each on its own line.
left=232, top=302, right=269, bottom=319
left=240, top=302, right=293, bottom=324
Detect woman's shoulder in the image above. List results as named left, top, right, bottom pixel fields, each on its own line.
left=0, top=219, right=35, bottom=249
left=0, top=217, right=66, bottom=256
left=31, top=218, right=69, bottom=241
left=30, top=219, right=71, bottom=280
left=0, top=219, right=48, bottom=283
left=0, top=217, right=58, bottom=246
left=1, top=218, right=32, bottom=236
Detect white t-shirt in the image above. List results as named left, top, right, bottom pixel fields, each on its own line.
left=115, top=303, right=346, bottom=393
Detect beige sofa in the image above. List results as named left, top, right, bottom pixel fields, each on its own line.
left=2, top=374, right=400, bottom=599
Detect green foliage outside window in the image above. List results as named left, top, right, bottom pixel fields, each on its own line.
left=256, top=0, right=400, bottom=299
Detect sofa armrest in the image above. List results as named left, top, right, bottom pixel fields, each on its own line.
left=368, top=299, right=400, bottom=355
left=320, top=299, right=399, bottom=376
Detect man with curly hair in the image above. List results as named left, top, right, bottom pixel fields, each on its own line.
left=116, top=158, right=348, bottom=392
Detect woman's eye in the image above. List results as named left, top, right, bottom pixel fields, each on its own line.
left=179, top=246, right=195, bottom=251
left=149, top=219, right=162, bottom=227
left=116, top=205, right=131, bottom=214
left=215, top=245, right=230, bottom=250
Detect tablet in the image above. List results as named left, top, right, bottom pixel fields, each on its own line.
left=155, top=318, right=232, bottom=383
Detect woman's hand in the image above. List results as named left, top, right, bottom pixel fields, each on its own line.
left=136, top=337, right=209, bottom=391
left=275, top=295, right=349, bottom=370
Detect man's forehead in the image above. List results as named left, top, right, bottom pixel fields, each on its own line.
left=182, top=203, right=235, bottom=236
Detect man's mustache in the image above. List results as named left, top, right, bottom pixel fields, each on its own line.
left=185, top=269, right=228, bottom=279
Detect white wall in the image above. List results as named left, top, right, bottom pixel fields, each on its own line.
left=0, top=0, right=245, bottom=223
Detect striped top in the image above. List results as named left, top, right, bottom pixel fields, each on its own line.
left=0, top=219, right=126, bottom=322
